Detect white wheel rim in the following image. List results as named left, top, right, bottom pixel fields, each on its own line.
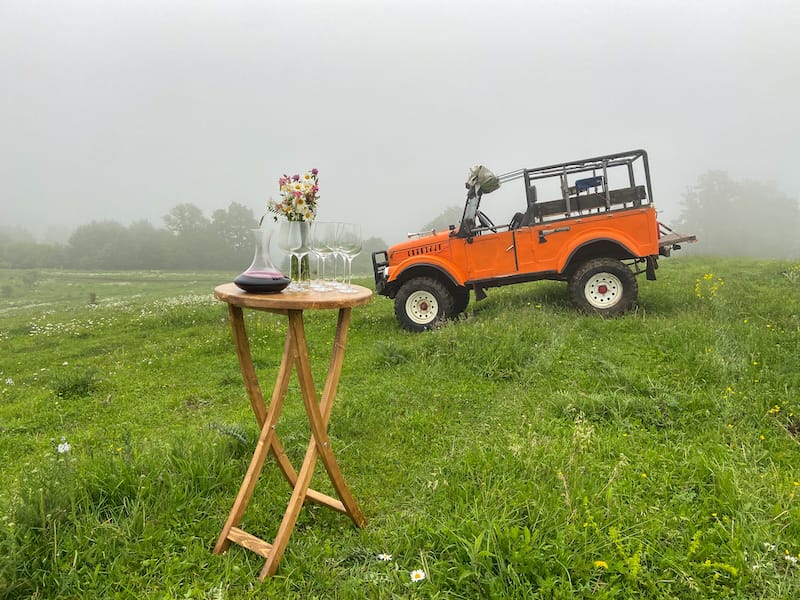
left=584, top=272, right=623, bottom=309
left=405, top=290, right=439, bottom=325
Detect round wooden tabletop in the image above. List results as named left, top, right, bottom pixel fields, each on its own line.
left=214, top=282, right=373, bottom=311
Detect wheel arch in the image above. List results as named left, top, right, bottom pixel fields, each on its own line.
left=387, top=262, right=464, bottom=298
left=561, top=238, right=638, bottom=277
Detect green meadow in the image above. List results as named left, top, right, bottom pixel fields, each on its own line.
left=1, top=258, right=799, bottom=599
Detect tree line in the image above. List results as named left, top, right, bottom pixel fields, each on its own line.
left=0, top=202, right=388, bottom=273
left=2, top=171, right=797, bottom=273
left=675, top=171, right=800, bottom=259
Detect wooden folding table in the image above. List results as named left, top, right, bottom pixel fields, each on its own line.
left=212, top=283, right=372, bottom=579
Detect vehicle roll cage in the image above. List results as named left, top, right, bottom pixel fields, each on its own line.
left=459, top=149, right=653, bottom=237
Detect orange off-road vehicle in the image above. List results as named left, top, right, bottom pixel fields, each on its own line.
left=371, top=149, right=696, bottom=332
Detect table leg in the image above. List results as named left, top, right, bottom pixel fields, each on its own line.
left=213, top=316, right=296, bottom=555
left=226, top=305, right=298, bottom=485
left=289, top=308, right=366, bottom=527
left=216, top=305, right=366, bottom=579
left=259, top=308, right=366, bottom=579
left=215, top=307, right=301, bottom=556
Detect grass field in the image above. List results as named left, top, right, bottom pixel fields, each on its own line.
left=1, top=258, right=799, bottom=599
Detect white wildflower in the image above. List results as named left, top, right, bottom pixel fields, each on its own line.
left=57, top=437, right=71, bottom=454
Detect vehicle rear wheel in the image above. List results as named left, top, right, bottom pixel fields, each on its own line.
left=568, top=258, right=638, bottom=316
left=395, top=277, right=454, bottom=332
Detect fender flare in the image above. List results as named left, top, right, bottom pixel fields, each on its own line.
left=388, top=258, right=466, bottom=289
left=559, top=233, right=640, bottom=273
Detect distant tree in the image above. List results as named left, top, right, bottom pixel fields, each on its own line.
left=421, top=206, right=462, bottom=233
left=163, top=203, right=210, bottom=236
left=210, top=202, right=259, bottom=251
left=677, top=171, right=800, bottom=259
left=0, top=240, right=66, bottom=268
left=67, top=221, right=132, bottom=269
left=160, top=204, right=215, bottom=269
left=126, top=220, right=172, bottom=268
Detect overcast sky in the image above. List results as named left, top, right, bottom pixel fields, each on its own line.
left=1, top=0, right=798, bottom=243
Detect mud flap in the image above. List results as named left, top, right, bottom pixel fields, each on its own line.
left=646, top=256, right=658, bottom=281
left=474, top=285, right=488, bottom=301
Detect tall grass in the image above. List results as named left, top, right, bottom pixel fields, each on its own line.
left=0, top=260, right=798, bottom=599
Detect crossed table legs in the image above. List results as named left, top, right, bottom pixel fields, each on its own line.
left=213, top=304, right=366, bottom=579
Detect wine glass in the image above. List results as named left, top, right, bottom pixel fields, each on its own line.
left=337, top=223, right=362, bottom=292
left=328, top=221, right=345, bottom=288
left=309, top=221, right=336, bottom=291
left=277, top=220, right=310, bottom=291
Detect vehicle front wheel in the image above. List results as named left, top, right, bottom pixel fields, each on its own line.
left=395, top=277, right=454, bottom=332
left=568, top=258, right=638, bottom=316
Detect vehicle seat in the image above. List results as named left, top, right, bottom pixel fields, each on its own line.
left=509, top=212, right=525, bottom=230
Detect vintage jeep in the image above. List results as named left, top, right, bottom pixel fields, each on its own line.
left=372, top=149, right=696, bottom=332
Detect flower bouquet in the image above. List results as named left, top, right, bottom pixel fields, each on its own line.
left=266, top=169, right=319, bottom=223
left=266, top=169, right=319, bottom=284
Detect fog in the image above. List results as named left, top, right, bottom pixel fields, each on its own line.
left=1, top=0, right=799, bottom=246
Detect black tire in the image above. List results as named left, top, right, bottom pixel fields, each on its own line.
left=451, top=286, right=470, bottom=316
left=394, top=277, right=455, bottom=332
left=568, top=258, right=638, bottom=316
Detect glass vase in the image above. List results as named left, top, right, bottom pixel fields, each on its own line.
left=233, top=228, right=291, bottom=293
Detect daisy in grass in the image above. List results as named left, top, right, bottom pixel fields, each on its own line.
left=410, top=569, right=426, bottom=582
left=57, top=437, right=71, bottom=454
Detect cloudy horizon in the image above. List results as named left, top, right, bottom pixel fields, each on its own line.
left=2, top=0, right=798, bottom=244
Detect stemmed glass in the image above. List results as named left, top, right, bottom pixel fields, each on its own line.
left=328, top=222, right=345, bottom=288
left=309, top=221, right=336, bottom=292
left=337, top=223, right=362, bottom=292
left=277, top=220, right=310, bottom=291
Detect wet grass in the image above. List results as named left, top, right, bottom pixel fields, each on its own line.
left=0, top=258, right=799, bottom=599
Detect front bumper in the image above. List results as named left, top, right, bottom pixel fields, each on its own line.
left=371, top=250, right=390, bottom=296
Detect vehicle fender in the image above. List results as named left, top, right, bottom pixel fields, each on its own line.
left=557, top=226, right=654, bottom=273
left=388, top=255, right=467, bottom=288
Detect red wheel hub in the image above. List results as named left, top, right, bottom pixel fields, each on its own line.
left=418, top=301, right=429, bottom=311
left=597, top=284, right=608, bottom=294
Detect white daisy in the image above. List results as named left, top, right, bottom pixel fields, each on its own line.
left=410, top=569, right=426, bottom=582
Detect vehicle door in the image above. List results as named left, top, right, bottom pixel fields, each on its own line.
left=514, top=224, right=569, bottom=274
left=463, top=228, right=518, bottom=281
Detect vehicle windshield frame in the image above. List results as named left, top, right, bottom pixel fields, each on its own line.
left=457, top=194, right=481, bottom=237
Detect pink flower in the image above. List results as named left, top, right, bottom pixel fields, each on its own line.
left=311, top=168, right=319, bottom=175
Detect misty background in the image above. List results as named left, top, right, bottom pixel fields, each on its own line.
left=1, top=0, right=799, bottom=261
